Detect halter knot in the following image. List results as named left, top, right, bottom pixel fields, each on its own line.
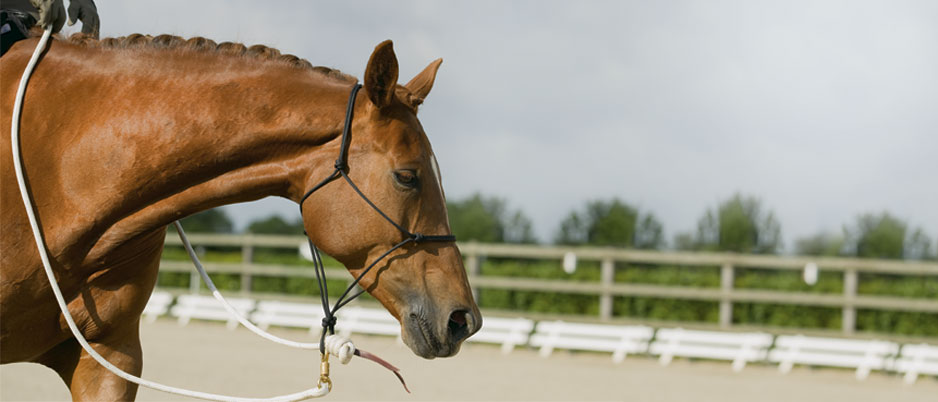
left=321, top=315, right=337, bottom=330
left=411, top=233, right=425, bottom=243
left=334, top=160, right=347, bottom=171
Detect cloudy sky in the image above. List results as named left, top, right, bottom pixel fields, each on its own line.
left=85, top=0, right=937, bottom=249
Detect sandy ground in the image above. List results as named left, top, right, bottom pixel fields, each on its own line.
left=2, top=319, right=936, bottom=402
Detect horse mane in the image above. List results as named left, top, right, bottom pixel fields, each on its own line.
left=61, top=32, right=357, bottom=83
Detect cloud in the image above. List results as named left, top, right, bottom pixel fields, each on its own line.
left=92, top=0, right=937, bottom=247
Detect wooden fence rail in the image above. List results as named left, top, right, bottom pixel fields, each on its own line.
left=162, top=233, right=938, bottom=335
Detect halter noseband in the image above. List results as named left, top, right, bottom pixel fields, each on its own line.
left=299, top=83, right=456, bottom=352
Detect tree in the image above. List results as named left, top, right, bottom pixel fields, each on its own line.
left=849, top=212, right=905, bottom=259
left=168, top=208, right=233, bottom=233
left=672, top=232, right=696, bottom=251
left=635, top=214, right=664, bottom=249
left=795, top=232, right=845, bottom=257
left=587, top=199, right=637, bottom=247
left=504, top=211, right=537, bottom=244
left=447, top=193, right=536, bottom=243
left=696, top=194, right=781, bottom=254
left=905, top=228, right=934, bottom=261
left=556, top=212, right=587, bottom=245
left=844, top=212, right=933, bottom=260
left=246, top=215, right=305, bottom=235
left=555, top=198, right=664, bottom=249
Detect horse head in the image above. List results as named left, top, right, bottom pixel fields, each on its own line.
left=299, top=41, right=481, bottom=359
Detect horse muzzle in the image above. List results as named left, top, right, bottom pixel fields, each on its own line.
left=401, top=305, right=481, bottom=359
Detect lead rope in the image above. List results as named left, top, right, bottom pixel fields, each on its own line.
left=176, top=222, right=409, bottom=392
left=12, top=28, right=329, bottom=401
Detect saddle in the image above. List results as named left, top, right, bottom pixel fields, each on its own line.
left=1, top=9, right=36, bottom=56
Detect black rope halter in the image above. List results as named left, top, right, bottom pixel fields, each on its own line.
left=298, top=84, right=456, bottom=353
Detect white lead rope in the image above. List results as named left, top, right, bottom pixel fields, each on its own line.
left=11, top=28, right=334, bottom=401
left=174, top=222, right=356, bottom=364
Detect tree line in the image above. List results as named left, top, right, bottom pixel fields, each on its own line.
left=463, top=192, right=934, bottom=260
left=176, top=192, right=935, bottom=260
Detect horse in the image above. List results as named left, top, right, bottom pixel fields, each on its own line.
left=0, top=33, right=481, bottom=400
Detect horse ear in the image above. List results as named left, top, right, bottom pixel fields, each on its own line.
left=405, top=58, right=443, bottom=103
left=364, top=40, right=399, bottom=108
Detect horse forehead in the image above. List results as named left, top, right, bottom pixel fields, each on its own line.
left=372, top=113, right=430, bottom=159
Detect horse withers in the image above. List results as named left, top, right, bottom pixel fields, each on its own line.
left=0, top=33, right=480, bottom=400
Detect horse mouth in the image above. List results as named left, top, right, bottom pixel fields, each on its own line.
left=402, top=308, right=477, bottom=359
left=403, top=313, right=447, bottom=359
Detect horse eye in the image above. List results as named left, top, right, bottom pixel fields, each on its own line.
left=394, top=170, right=418, bottom=188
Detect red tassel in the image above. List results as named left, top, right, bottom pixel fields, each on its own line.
left=354, top=349, right=410, bottom=393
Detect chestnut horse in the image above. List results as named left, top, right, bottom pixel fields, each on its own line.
left=0, top=33, right=480, bottom=400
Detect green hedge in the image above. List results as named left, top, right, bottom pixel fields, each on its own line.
left=473, top=259, right=937, bottom=337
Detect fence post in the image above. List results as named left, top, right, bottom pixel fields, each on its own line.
left=466, top=243, right=481, bottom=303
left=241, top=237, right=254, bottom=295
left=843, top=268, right=858, bottom=334
left=719, top=263, right=734, bottom=328
left=189, top=269, right=200, bottom=294
left=188, top=246, right=206, bottom=293
left=599, top=258, right=615, bottom=321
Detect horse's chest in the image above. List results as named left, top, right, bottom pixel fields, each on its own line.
left=0, top=230, right=165, bottom=363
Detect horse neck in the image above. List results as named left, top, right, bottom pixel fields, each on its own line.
left=44, top=47, right=355, bottom=262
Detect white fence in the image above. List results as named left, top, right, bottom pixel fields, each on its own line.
left=143, top=291, right=937, bottom=383
left=769, top=335, right=899, bottom=380
left=650, top=328, right=773, bottom=372
left=891, top=343, right=938, bottom=384
left=530, top=321, right=653, bottom=363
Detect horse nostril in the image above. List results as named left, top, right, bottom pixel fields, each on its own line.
left=450, top=310, right=467, bottom=326
left=447, top=309, right=470, bottom=341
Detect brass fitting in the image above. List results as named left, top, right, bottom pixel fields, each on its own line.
left=318, top=352, right=332, bottom=390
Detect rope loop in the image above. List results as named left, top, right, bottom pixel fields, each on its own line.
left=323, top=335, right=356, bottom=364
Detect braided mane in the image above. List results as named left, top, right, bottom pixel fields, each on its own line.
left=62, top=32, right=357, bottom=83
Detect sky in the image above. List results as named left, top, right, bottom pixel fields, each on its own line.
left=83, top=0, right=937, bottom=250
